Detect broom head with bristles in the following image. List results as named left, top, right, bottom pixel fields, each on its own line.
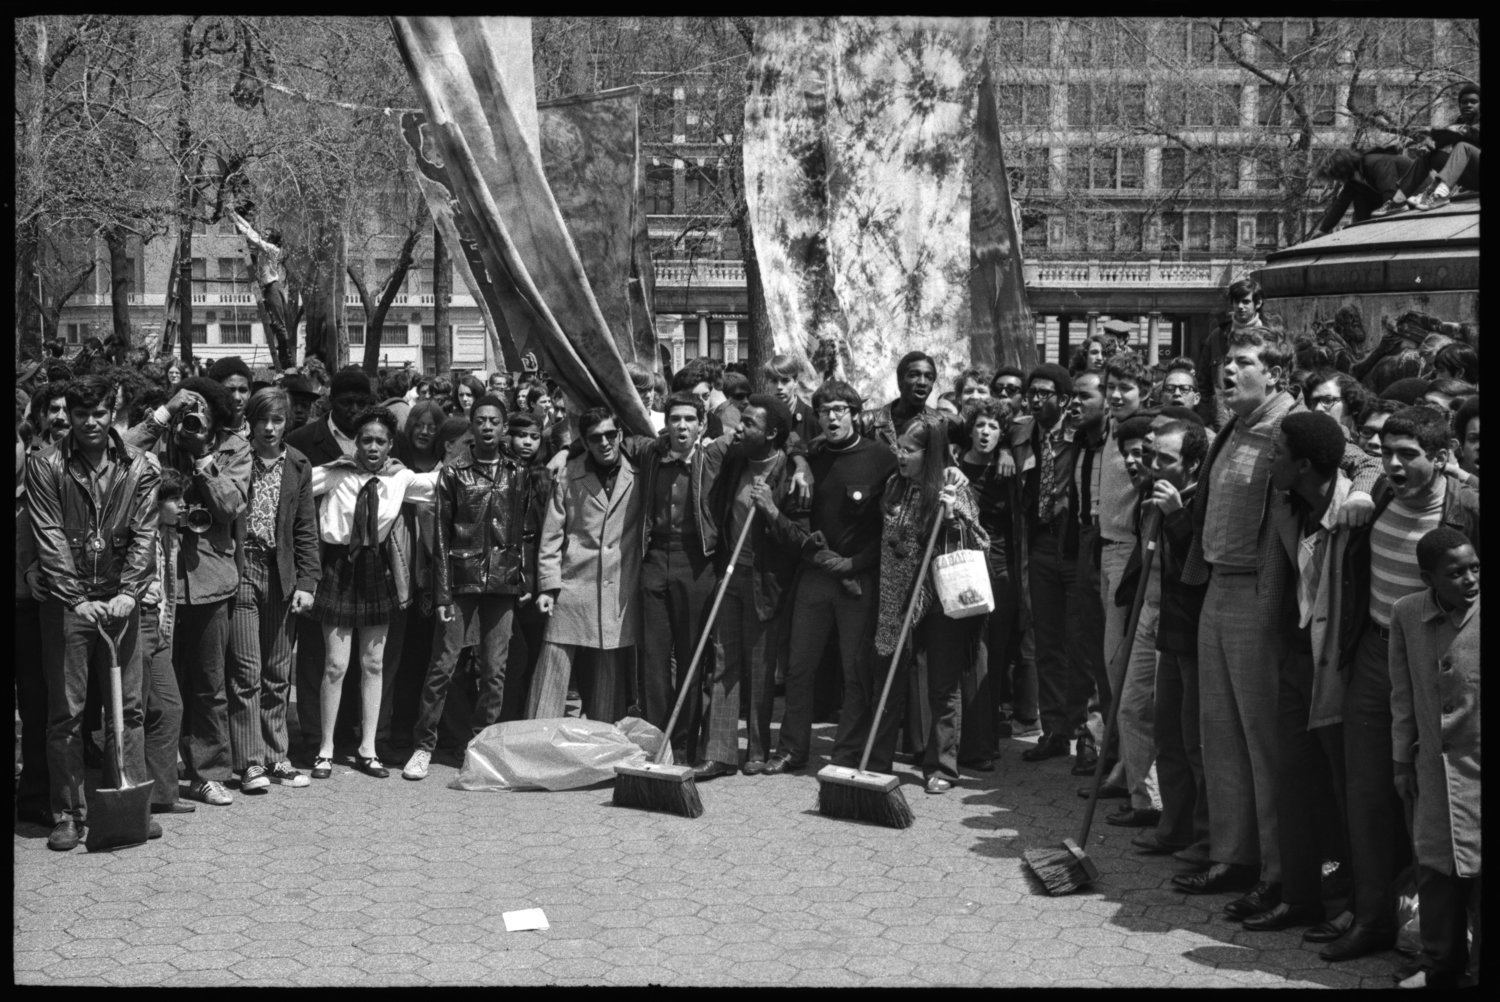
left=1023, top=837, right=1099, bottom=895
left=613, top=762, right=704, bottom=818
left=815, top=765, right=915, bottom=829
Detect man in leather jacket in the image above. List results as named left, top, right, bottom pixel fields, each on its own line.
left=26, top=375, right=161, bottom=851
left=403, top=396, right=534, bottom=781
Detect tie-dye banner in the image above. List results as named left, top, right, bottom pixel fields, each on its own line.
left=392, top=16, right=653, bottom=435
left=970, top=55, right=1037, bottom=372
left=744, top=17, right=988, bottom=401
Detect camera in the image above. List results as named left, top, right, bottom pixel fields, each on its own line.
left=183, top=504, right=214, bottom=534
left=179, top=402, right=206, bottom=435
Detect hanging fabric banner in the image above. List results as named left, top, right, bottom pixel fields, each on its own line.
left=743, top=16, right=987, bottom=401
left=392, top=15, right=653, bottom=434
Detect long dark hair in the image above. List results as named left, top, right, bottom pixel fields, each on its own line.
left=884, top=417, right=949, bottom=527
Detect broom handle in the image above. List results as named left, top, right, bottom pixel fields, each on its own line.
left=654, top=506, right=758, bottom=765
left=1076, top=507, right=1162, bottom=846
left=857, top=500, right=949, bottom=775
left=97, top=619, right=129, bottom=789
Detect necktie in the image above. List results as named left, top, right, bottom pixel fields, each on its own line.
left=1037, top=432, right=1060, bottom=523
left=348, top=477, right=383, bottom=599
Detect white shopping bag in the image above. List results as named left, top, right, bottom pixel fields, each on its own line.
left=931, top=548, right=993, bottom=619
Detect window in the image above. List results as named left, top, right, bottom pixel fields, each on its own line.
left=1067, top=84, right=1092, bottom=127
left=1391, top=85, right=1433, bottom=131
left=348, top=324, right=364, bottom=345
left=190, top=324, right=208, bottom=344
left=1066, top=148, right=1090, bottom=189
left=1020, top=19, right=1052, bottom=65
left=1258, top=84, right=1288, bottom=126
left=1188, top=83, right=1241, bottom=127
left=191, top=257, right=207, bottom=296
left=1251, top=151, right=1282, bottom=191
left=218, top=257, right=246, bottom=292
left=1255, top=212, right=1280, bottom=252
left=1021, top=209, right=1048, bottom=250
left=422, top=325, right=436, bottom=346
left=1258, top=21, right=1284, bottom=62
left=642, top=89, right=676, bottom=142
left=64, top=322, right=90, bottom=344
left=998, top=84, right=1050, bottom=127
left=1210, top=212, right=1238, bottom=253
left=1309, top=84, right=1337, bottom=127
left=1118, top=212, right=1144, bottom=253
left=646, top=165, right=675, bottom=215
left=374, top=259, right=403, bottom=294
left=1186, top=213, right=1211, bottom=252
left=1087, top=212, right=1115, bottom=252
left=1383, top=20, right=1434, bottom=64
left=1160, top=88, right=1186, bottom=128
left=1065, top=20, right=1092, bottom=66
left=707, top=320, right=725, bottom=360
left=1012, top=147, right=1051, bottom=191
left=219, top=324, right=253, bottom=345
left=1212, top=149, right=1241, bottom=191
left=1160, top=212, right=1184, bottom=255
left=684, top=165, right=720, bottom=215
left=684, top=107, right=715, bottom=144
left=1091, top=148, right=1117, bottom=189
left=1348, top=84, right=1378, bottom=120
left=384, top=326, right=410, bottom=346
left=1160, top=147, right=1185, bottom=189
left=1119, top=149, right=1144, bottom=189
left=1190, top=22, right=1220, bottom=64
left=1282, top=20, right=1311, bottom=60
left=1119, top=85, right=1146, bottom=125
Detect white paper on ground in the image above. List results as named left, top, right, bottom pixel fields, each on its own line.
left=503, top=908, right=550, bottom=932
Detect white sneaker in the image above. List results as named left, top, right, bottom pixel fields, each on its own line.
left=267, top=761, right=310, bottom=788
left=402, top=750, right=431, bottom=781
left=185, top=779, right=233, bottom=806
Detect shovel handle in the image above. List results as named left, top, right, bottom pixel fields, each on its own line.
left=96, top=617, right=131, bottom=787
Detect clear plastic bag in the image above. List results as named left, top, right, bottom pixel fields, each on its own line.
left=449, top=716, right=668, bottom=792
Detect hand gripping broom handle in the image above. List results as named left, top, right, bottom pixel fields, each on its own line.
left=1076, top=507, right=1162, bottom=846
left=96, top=618, right=130, bottom=789
left=654, top=507, right=758, bottom=765
left=858, top=500, right=949, bottom=775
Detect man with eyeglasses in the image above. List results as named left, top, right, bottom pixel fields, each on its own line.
left=763, top=380, right=896, bottom=775
left=1160, top=361, right=1201, bottom=412
left=990, top=367, right=1028, bottom=415
left=526, top=408, right=644, bottom=725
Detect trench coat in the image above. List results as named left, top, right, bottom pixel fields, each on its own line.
left=535, top=453, right=644, bottom=650
left=1389, top=590, right=1480, bottom=877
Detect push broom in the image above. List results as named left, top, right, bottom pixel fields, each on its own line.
left=1023, top=507, right=1162, bottom=894
left=613, top=507, right=757, bottom=818
left=815, top=500, right=949, bottom=829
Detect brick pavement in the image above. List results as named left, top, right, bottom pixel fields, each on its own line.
left=14, top=721, right=1404, bottom=987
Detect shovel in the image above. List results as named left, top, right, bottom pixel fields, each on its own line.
left=85, top=617, right=155, bottom=853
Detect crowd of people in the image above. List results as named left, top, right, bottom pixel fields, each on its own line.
left=16, top=274, right=1480, bottom=988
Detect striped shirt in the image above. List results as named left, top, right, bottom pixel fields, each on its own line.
left=1368, top=484, right=1446, bottom=627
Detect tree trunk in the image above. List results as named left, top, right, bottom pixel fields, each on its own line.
left=178, top=225, right=194, bottom=366
left=433, top=225, right=452, bottom=376
left=16, top=219, right=44, bottom=362
left=305, top=215, right=348, bottom=371
left=103, top=225, right=136, bottom=348
left=734, top=212, right=775, bottom=390
left=176, top=18, right=196, bottom=367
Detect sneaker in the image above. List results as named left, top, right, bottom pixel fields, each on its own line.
left=239, top=765, right=270, bottom=794
left=402, top=750, right=431, bottom=781
left=267, top=761, right=310, bottom=788
left=184, top=780, right=233, bottom=806
left=1371, top=196, right=1409, bottom=217
left=1413, top=184, right=1451, bottom=211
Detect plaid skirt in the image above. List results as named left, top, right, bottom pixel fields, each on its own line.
left=311, top=543, right=407, bottom=627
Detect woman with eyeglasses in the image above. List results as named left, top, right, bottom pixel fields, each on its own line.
left=870, top=418, right=988, bottom=795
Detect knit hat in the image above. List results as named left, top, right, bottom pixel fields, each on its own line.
left=329, top=369, right=374, bottom=400
left=208, top=355, right=253, bottom=384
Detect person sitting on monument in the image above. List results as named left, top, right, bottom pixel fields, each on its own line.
left=1374, top=82, right=1481, bottom=216
left=1309, top=148, right=1410, bottom=236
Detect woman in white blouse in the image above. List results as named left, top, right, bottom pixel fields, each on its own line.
left=308, top=408, right=440, bottom=779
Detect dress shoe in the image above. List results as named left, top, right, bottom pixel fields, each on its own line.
left=1078, top=782, right=1129, bottom=800
left=1172, top=862, right=1258, bottom=895
left=1224, top=881, right=1282, bottom=920
left=762, top=755, right=805, bottom=775
left=149, top=802, right=196, bottom=815
left=741, top=759, right=766, bottom=776
left=1132, top=832, right=1190, bottom=855
left=692, top=760, right=736, bottom=781
left=1240, top=901, right=1325, bottom=932
left=1070, top=738, right=1100, bottom=776
left=1104, top=806, right=1161, bottom=828
left=47, top=819, right=82, bottom=852
left=353, top=755, right=390, bottom=779
left=1318, top=923, right=1397, bottom=962
left=924, top=775, right=953, bottom=794
left=1303, top=909, right=1354, bottom=943
left=1020, top=734, right=1069, bottom=762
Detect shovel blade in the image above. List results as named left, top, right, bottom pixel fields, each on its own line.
left=84, top=780, right=155, bottom=853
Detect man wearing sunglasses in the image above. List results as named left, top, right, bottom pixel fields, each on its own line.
left=526, top=408, right=644, bottom=725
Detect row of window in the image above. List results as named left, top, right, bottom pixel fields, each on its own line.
left=994, top=18, right=1436, bottom=68
left=998, top=82, right=1435, bottom=131
left=1019, top=209, right=1321, bottom=255
left=1005, top=146, right=1323, bottom=193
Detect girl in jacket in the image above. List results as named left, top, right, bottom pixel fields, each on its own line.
left=869, top=418, right=988, bottom=794
left=308, top=408, right=440, bottom=780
